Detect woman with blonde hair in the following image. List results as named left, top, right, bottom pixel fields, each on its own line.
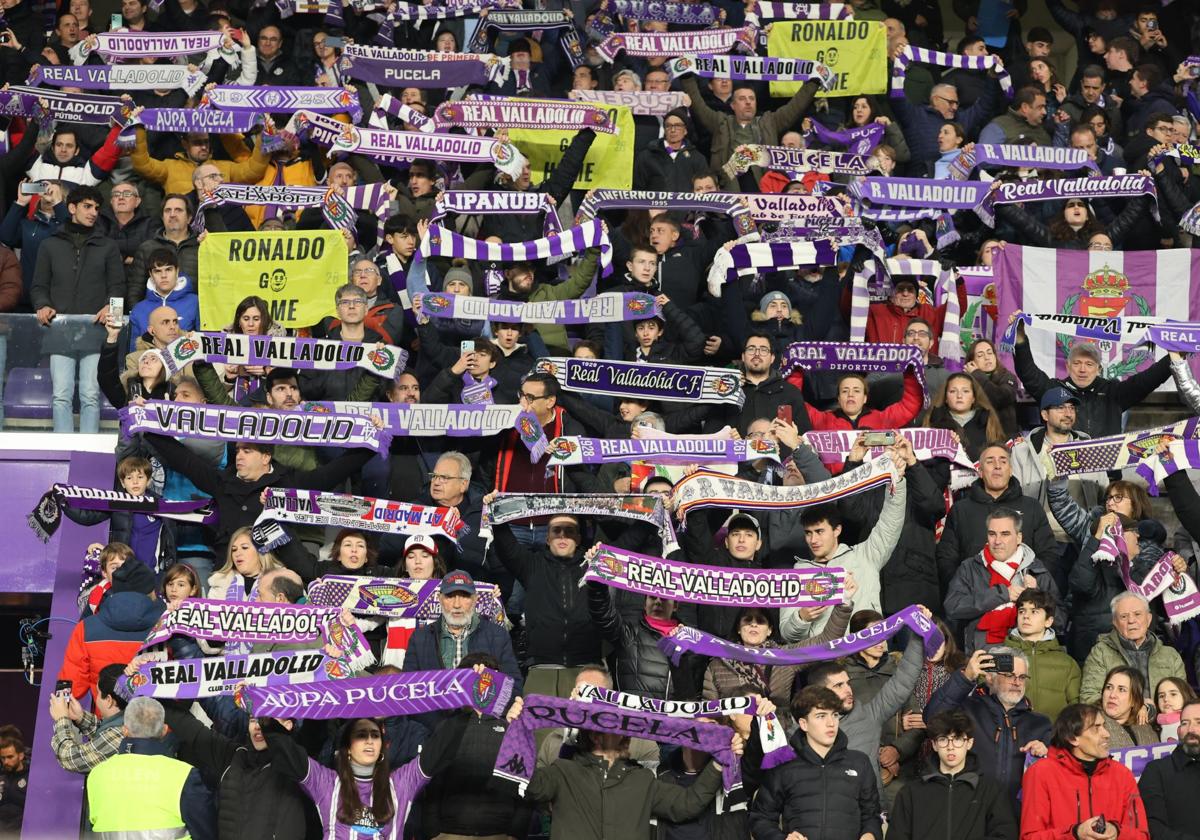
left=207, top=527, right=283, bottom=602
left=925, top=372, right=1006, bottom=460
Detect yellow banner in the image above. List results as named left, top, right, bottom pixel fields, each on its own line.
left=767, top=19, right=888, bottom=98
left=198, top=231, right=348, bottom=330
left=510, top=103, right=635, bottom=190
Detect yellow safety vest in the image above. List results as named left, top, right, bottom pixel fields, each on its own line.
left=87, top=753, right=193, bottom=839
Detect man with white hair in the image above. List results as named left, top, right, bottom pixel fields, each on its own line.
left=85, top=697, right=202, bottom=837
left=1080, top=591, right=1186, bottom=705
left=925, top=646, right=1052, bottom=814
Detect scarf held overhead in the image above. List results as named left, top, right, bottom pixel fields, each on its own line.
left=414, top=292, right=658, bottom=324
left=480, top=491, right=680, bottom=555
left=546, top=434, right=780, bottom=467
left=535, top=356, right=745, bottom=406
left=255, top=488, right=465, bottom=544
left=27, top=484, right=216, bottom=543
left=306, top=575, right=508, bottom=625
left=161, top=332, right=406, bottom=379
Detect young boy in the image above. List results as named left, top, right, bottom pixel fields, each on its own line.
left=80, top=542, right=134, bottom=615
left=63, top=456, right=175, bottom=574
left=751, top=686, right=883, bottom=840
left=128, top=247, right=199, bottom=351
left=887, top=710, right=1016, bottom=840
left=1006, top=588, right=1081, bottom=719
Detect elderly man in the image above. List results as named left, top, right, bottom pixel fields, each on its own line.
left=1080, top=591, right=1185, bottom=705
left=891, top=74, right=1002, bottom=171
left=254, top=25, right=300, bottom=85
left=256, top=568, right=304, bottom=604
left=488, top=497, right=598, bottom=696
left=86, top=697, right=202, bottom=838
left=936, top=443, right=1060, bottom=600
left=1011, top=321, right=1172, bottom=439
left=402, top=571, right=523, bottom=725
left=342, top=258, right=407, bottom=346
left=925, top=646, right=1052, bottom=814
left=129, top=195, right=200, bottom=306
left=403, top=453, right=488, bottom=592
left=945, top=508, right=1065, bottom=653
left=187, top=164, right=255, bottom=231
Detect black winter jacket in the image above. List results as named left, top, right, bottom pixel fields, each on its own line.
left=706, top=372, right=812, bottom=436
left=924, top=670, right=1052, bottom=812
left=492, top=523, right=600, bottom=667
left=30, top=223, right=125, bottom=315
left=749, top=729, right=883, bottom=840
left=634, top=140, right=709, bottom=193
left=163, top=706, right=321, bottom=840
left=1138, top=745, right=1200, bottom=840
left=587, top=581, right=700, bottom=699
left=935, top=477, right=1059, bottom=599
left=887, top=755, right=1018, bottom=840
left=1012, top=338, right=1172, bottom=439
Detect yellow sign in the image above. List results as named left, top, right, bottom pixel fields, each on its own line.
left=510, top=103, right=635, bottom=190
left=198, top=231, right=348, bottom=330
left=767, top=19, right=888, bottom=98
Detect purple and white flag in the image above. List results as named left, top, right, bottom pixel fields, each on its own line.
left=161, top=332, right=407, bottom=380
left=667, top=54, right=833, bottom=88
left=202, top=85, right=361, bottom=122
left=805, top=120, right=884, bottom=155
left=244, top=668, right=515, bottom=719
left=414, top=291, right=658, bottom=325
left=659, top=604, right=943, bottom=665
left=119, top=400, right=392, bottom=453
left=950, top=145, right=1099, bottom=179
left=672, top=455, right=897, bottom=520
left=706, top=240, right=839, bottom=295
left=535, top=356, right=745, bottom=406
left=585, top=543, right=843, bottom=608
left=546, top=434, right=780, bottom=467
left=993, top=245, right=1200, bottom=389
left=596, top=26, right=757, bottom=61
left=340, top=44, right=510, bottom=88
left=29, top=63, right=204, bottom=94
left=0, top=86, right=123, bottom=125
left=287, top=110, right=525, bottom=177
left=306, top=575, right=508, bottom=625
left=434, top=97, right=616, bottom=134
left=495, top=694, right=742, bottom=793
left=725, top=144, right=878, bottom=176
left=432, top=190, right=561, bottom=236
left=121, top=647, right=366, bottom=700
left=78, top=30, right=225, bottom=59
left=746, top=1, right=850, bottom=22
left=570, top=89, right=688, bottom=116
left=421, top=221, right=613, bottom=277
left=891, top=45, right=1011, bottom=99
left=803, top=428, right=976, bottom=470
left=190, top=184, right=356, bottom=234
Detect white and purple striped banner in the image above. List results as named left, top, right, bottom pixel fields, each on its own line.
left=421, top=220, right=613, bottom=277
left=891, top=45, right=1011, bottom=99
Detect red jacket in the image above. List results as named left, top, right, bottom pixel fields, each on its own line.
left=866, top=300, right=947, bottom=345
left=799, top=367, right=924, bottom=433
left=59, top=591, right=164, bottom=701
left=1020, top=747, right=1149, bottom=840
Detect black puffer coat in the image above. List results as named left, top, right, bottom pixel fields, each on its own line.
left=587, top=582, right=701, bottom=699
left=750, top=729, right=883, bottom=840
left=887, top=754, right=1018, bottom=840
left=705, top=372, right=812, bottom=436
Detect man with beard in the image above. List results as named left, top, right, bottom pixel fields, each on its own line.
left=1139, top=700, right=1200, bottom=836
left=924, top=646, right=1052, bottom=815
left=707, top=333, right=810, bottom=436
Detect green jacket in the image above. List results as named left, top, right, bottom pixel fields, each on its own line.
left=1006, top=632, right=1081, bottom=720
left=1080, top=630, right=1186, bottom=705
left=527, top=750, right=723, bottom=840
left=524, top=248, right=600, bottom=354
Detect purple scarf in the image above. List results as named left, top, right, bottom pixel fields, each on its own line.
left=414, top=291, right=658, bottom=324
left=434, top=98, right=617, bottom=134
left=201, top=85, right=362, bottom=123
left=949, top=144, right=1100, bottom=179
left=782, top=341, right=929, bottom=405
left=535, top=356, right=745, bottom=406
left=340, top=44, right=509, bottom=88
left=28, top=485, right=215, bottom=543
left=596, top=26, right=757, bottom=61
left=806, top=120, right=885, bottom=155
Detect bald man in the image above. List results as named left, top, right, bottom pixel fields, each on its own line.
left=125, top=306, right=183, bottom=374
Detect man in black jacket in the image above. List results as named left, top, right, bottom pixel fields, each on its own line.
left=1138, top=700, right=1200, bottom=839
left=751, top=685, right=883, bottom=840
left=708, top=332, right=811, bottom=436
left=31, top=184, right=124, bottom=433
left=487, top=497, right=600, bottom=696
left=1010, top=318, right=1172, bottom=439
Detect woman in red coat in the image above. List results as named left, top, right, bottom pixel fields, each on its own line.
left=802, top=368, right=924, bottom=433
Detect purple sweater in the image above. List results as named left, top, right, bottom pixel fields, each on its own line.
left=301, top=757, right=429, bottom=840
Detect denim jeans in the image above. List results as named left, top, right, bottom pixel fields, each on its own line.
left=50, top=352, right=100, bottom=433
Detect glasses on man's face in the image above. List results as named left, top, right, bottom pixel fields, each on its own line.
left=1089, top=241, right=1113, bottom=251
left=549, top=525, right=580, bottom=540
left=429, top=473, right=462, bottom=483
left=935, top=95, right=959, bottom=108
left=996, top=672, right=1030, bottom=683
left=337, top=298, right=367, bottom=308
left=111, top=190, right=137, bottom=198
left=519, top=391, right=548, bottom=403
left=664, top=121, right=686, bottom=130
left=905, top=330, right=931, bottom=339
left=933, top=735, right=970, bottom=748
left=744, top=346, right=772, bottom=357
left=352, top=268, right=380, bottom=278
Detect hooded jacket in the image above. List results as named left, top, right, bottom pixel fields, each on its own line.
left=1020, top=746, right=1149, bottom=840
left=1012, top=339, right=1172, bottom=439
left=1006, top=631, right=1081, bottom=721
left=887, top=754, right=1018, bottom=840
left=129, top=232, right=201, bottom=307
left=59, top=591, right=164, bottom=701
left=924, top=670, right=1052, bottom=811
left=128, top=275, right=199, bottom=351
left=749, top=729, right=883, bottom=840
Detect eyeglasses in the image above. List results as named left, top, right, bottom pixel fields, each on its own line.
left=935, top=95, right=960, bottom=107
left=337, top=298, right=367, bottom=308
left=1089, top=241, right=1113, bottom=251
left=519, top=391, right=549, bottom=402
left=905, top=330, right=931, bottom=338
left=429, top=473, right=463, bottom=483
left=996, top=673, right=1030, bottom=682
left=933, top=736, right=970, bottom=748
left=664, top=121, right=686, bottom=130
left=352, top=268, right=380, bottom=277
left=549, top=525, right=580, bottom=539
left=111, top=190, right=138, bottom=198
left=744, top=346, right=772, bottom=356
left=1107, top=493, right=1128, bottom=503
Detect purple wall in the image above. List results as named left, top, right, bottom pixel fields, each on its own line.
left=18, top=450, right=115, bottom=840
left=0, top=451, right=72, bottom=593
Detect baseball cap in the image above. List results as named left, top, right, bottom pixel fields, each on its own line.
left=403, top=535, right=438, bottom=556
left=1040, top=386, right=1081, bottom=410
left=722, top=511, right=761, bottom=536
left=440, top=570, right=476, bottom=595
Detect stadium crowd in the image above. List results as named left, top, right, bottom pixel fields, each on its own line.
left=2, top=0, right=1200, bottom=837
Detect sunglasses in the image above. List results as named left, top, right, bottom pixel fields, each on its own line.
left=549, top=525, right=580, bottom=540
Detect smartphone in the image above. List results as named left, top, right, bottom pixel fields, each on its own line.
left=1190, top=65, right=1200, bottom=78
left=110, top=12, right=121, bottom=29
left=988, top=653, right=1015, bottom=673
left=460, top=340, right=474, bottom=355
left=227, top=27, right=244, bottom=41
left=776, top=404, right=793, bottom=425
left=0, top=32, right=10, bottom=44
left=1094, top=816, right=1107, bottom=834
left=54, top=679, right=73, bottom=697
left=108, top=297, right=125, bottom=327
left=324, top=35, right=344, bottom=49
left=862, top=431, right=896, bottom=448
left=19, top=181, right=45, bottom=195
left=1145, top=18, right=1157, bottom=30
